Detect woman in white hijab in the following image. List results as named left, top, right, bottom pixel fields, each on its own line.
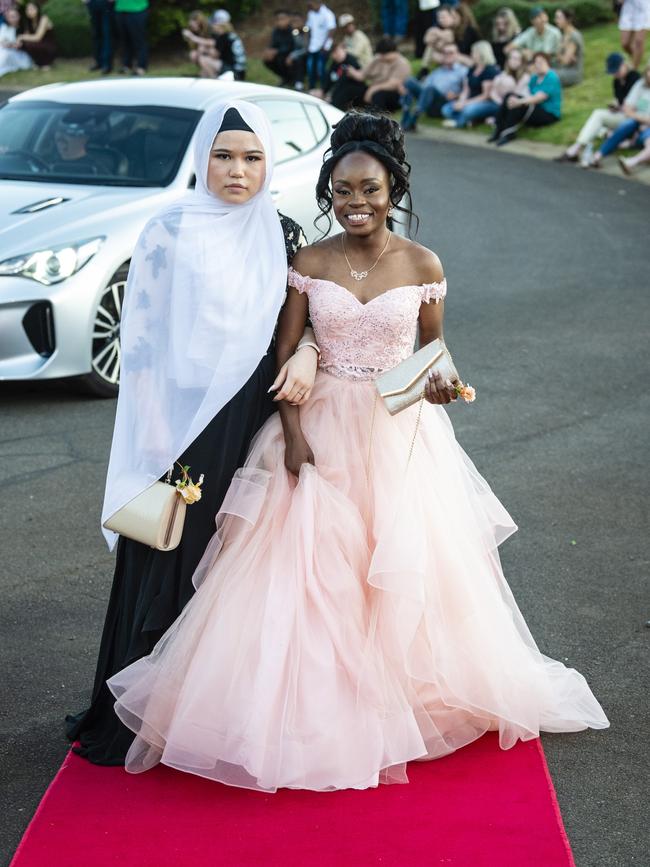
left=67, top=99, right=319, bottom=766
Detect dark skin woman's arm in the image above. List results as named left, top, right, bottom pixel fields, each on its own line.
left=417, top=252, right=459, bottom=405
left=276, top=286, right=315, bottom=476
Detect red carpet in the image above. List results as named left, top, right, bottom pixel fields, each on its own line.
left=11, top=735, right=574, bottom=867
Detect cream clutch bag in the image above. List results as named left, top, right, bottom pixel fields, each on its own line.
left=103, top=480, right=186, bottom=551
left=375, top=339, right=459, bottom=415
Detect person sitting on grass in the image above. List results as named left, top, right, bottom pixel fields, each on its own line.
left=323, top=41, right=362, bottom=110
left=585, top=60, right=650, bottom=172
left=489, top=50, right=561, bottom=146
left=421, top=3, right=480, bottom=69
left=552, top=8, right=584, bottom=87
left=342, top=37, right=412, bottom=111
left=263, top=9, right=304, bottom=88
left=441, top=41, right=500, bottom=128
left=197, top=9, right=247, bottom=81
left=339, top=12, right=373, bottom=68
left=506, top=5, right=561, bottom=64
left=487, top=47, right=531, bottom=112
left=182, top=10, right=211, bottom=73
left=491, top=7, right=521, bottom=69
left=0, top=6, right=32, bottom=76
left=401, top=42, right=467, bottom=131
left=555, top=52, right=640, bottom=165
left=17, top=1, right=56, bottom=70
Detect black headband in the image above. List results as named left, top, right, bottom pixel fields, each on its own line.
left=218, top=107, right=254, bottom=134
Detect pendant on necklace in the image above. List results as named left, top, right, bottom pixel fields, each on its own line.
left=350, top=269, right=368, bottom=281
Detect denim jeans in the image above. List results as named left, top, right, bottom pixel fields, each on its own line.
left=306, top=49, right=329, bottom=90
left=598, top=118, right=646, bottom=157
left=87, top=0, right=114, bottom=71
left=401, top=77, right=446, bottom=125
left=441, top=99, right=499, bottom=128
left=381, top=0, right=409, bottom=38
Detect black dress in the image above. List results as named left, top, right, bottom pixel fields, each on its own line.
left=66, top=214, right=305, bottom=765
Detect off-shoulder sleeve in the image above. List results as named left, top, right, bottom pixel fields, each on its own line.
left=287, top=267, right=310, bottom=295
left=421, top=278, right=447, bottom=304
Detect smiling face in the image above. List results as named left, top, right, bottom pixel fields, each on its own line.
left=6, top=7, right=20, bottom=26
left=437, top=8, right=454, bottom=28
left=332, top=150, right=391, bottom=236
left=206, top=129, right=266, bottom=203
left=26, top=2, right=39, bottom=19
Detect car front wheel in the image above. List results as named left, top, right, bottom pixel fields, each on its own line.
left=76, top=263, right=128, bottom=398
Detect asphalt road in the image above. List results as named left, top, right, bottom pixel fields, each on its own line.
left=1, top=138, right=648, bottom=867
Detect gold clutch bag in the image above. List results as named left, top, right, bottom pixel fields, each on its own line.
left=103, top=480, right=186, bottom=551
left=375, top=339, right=459, bottom=415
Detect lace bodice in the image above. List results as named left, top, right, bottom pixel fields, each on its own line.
left=288, top=268, right=447, bottom=381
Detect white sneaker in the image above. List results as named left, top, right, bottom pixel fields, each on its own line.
left=294, top=81, right=304, bottom=91
left=441, top=119, right=457, bottom=129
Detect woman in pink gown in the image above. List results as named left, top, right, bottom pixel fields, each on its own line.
left=108, top=111, right=609, bottom=792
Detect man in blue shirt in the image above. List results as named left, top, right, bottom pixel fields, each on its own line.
left=400, top=43, right=468, bottom=131
left=489, top=50, right=562, bottom=145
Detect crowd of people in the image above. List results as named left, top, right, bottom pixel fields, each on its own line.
left=0, top=0, right=648, bottom=175
left=0, top=1, right=55, bottom=75
left=255, top=2, right=649, bottom=174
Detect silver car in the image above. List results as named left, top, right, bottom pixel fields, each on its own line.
left=0, top=78, right=343, bottom=396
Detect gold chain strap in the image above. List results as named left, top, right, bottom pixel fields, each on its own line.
left=367, top=390, right=425, bottom=478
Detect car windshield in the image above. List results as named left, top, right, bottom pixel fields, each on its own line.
left=0, top=101, right=201, bottom=187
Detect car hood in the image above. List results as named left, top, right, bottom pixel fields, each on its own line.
left=0, top=180, right=177, bottom=257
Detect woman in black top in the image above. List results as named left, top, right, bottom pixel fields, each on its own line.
left=66, top=103, right=318, bottom=766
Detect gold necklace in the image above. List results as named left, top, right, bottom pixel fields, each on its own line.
left=341, top=231, right=391, bottom=281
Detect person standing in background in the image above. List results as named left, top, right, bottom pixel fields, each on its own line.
left=263, top=9, right=304, bottom=88
left=115, top=0, right=148, bottom=75
left=83, top=0, right=114, bottom=74
left=305, top=1, right=336, bottom=91
left=618, top=0, right=650, bottom=69
left=381, top=0, right=409, bottom=42
left=338, top=13, right=372, bottom=68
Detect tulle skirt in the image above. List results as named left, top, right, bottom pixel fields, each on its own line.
left=108, top=371, right=609, bottom=792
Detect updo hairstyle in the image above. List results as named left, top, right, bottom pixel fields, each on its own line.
left=315, top=110, right=419, bottom=237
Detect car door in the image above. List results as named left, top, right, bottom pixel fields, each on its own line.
left=253, top=96, right=339, bottom=243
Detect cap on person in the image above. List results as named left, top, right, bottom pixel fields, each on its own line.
left=605, top=52, right=625, bottom=74
left=210, top=9, right=231, bottom=25
left=529, top=5, right=545, bottom=19
left=338, top=13, right=355, bottom=27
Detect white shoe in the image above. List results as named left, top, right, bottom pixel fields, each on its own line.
left=294, top=81, right=304, bottom=91
left=441, top=119, right=457, bottom=129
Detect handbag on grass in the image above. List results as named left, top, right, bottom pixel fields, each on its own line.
left=102, top=466, right=203, bottom=551
left=375, top=338, right=460, bottom=415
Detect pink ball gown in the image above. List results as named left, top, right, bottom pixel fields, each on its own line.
left=108, top=267, right=609, bottom=792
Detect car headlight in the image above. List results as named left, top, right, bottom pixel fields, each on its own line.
left=0, top=237, right=105, bottom=285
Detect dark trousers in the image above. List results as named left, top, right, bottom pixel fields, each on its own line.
left=381, top=0, right=409, bottom=38
left=495, top=96, right=558, bottom=138
left=87, top=0, right=114, bottom=71
left=117, top=9, right=148, bottom=70
left=306, top=49, right=329, bottom=90
left=330, top=79, right=367, bottom=110
left=413, top=9, right=437, bottom=58
left=369, top=89, right=402, bottom=112
left=264, top=52, right=302, bottom=85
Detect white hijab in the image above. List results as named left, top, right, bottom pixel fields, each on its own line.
left=102, top=99, right=287, bottom=549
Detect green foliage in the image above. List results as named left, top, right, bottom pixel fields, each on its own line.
left=471, top=0, right=613, bottom=33
left=42, top=0, right=264, bottom=58
left=43, top=0, right=91, bottom=58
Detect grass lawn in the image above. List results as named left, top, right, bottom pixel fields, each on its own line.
left=0, top=23, right=627, bottom=148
